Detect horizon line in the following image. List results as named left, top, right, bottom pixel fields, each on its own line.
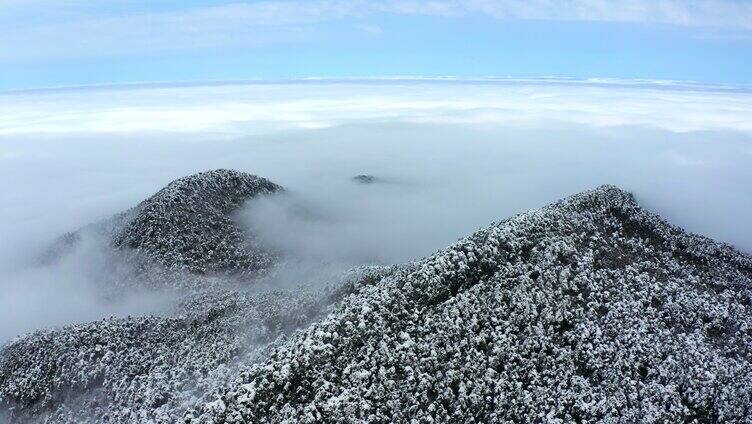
left=3, top=75, right=751, bottom=96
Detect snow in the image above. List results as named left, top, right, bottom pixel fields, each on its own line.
left=2, top=174, right=751, bottom=423
left=47, top=169, right=282, bottom=289
left=188, top=185, right=752, bottom=423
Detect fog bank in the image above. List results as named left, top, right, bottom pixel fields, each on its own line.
left=1, top=79, right=751, bottom=342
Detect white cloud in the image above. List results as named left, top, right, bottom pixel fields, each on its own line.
left=1, top=79, right=751, bottom=340
left=1, top=0, right=751, bottom=61
left=356, top=23, right=384, bottom=35
left=456, top=0, right=752, bottom=28
left=2, top=79, right=751, bottom=134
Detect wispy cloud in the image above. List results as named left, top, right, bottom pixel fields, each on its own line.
left=1, top=0, right=751, bottom=62
left=356, top=23, right=384, bottom=36
left=453, top=0, right=752, bottom=28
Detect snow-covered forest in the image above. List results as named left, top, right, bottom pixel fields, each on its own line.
left=1, top=169, right=751, bottom=422
left=1, top=79, right=752, bottom=423
left=3, top=0, right=752, bottom=419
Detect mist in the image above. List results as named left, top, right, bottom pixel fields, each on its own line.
left=0, top=229, right=176, bottom=343
left=1, top=79, right=751, bottom=343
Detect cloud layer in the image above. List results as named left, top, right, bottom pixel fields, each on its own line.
left=1, top=79, right=751, bottom=342
left=2, top=79, right=752, bottom=134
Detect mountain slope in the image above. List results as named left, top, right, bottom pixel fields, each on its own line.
left=188, top=185, right=752, bottom=423
left=111, top=169, right=281, bottom=276
left=0, top=289, right=322, bottom=422
left=3, top=181, right=751, bottom=423
left=0, top=170, right=295, bottom=422
left=44, top=169, right=282, bottom=288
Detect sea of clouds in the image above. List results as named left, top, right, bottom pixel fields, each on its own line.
left=1, top=78, right=751, bottom=342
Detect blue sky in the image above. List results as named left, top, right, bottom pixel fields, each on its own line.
left=1, top=0, right=752, bottom=90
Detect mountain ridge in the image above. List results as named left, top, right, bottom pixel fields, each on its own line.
left=3, top=178, right=751, bottom=423
left=188, top=184, right=752, bottom=423
left=43, top=169, right=282, bottom=289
